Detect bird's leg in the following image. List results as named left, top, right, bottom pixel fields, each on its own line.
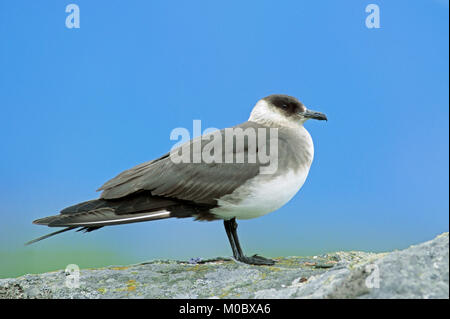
left=224, top=218, right=240, bottom=258
left=223, top=218, right=275, bottom=265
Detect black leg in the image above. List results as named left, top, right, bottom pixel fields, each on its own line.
left=223, top=218, right=275, bottom=266
left=224, top=218, right=240, bottom=258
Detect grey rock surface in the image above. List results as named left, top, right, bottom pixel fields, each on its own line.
left=1, top=233, right=448, bottom=299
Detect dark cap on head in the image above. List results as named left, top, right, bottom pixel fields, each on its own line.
left=263, top=94, right=306, bottom=116
left=263, top=94, right=327, bottom=121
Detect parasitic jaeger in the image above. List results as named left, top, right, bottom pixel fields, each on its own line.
left=27, top=94, right=327, bottom=265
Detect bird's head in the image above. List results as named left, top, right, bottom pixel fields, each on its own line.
left=249, top=94, right=327, bottom=127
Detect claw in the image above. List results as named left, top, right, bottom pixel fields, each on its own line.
left=236, top=255, right=275, bottom=265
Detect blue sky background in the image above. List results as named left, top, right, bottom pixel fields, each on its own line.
left=0, top=0, right=448, bottom=278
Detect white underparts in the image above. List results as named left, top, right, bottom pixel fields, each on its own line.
left=210, top=165, right=311, bottom=220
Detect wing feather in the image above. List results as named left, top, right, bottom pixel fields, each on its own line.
left=98, top=122, right=274, bottom=204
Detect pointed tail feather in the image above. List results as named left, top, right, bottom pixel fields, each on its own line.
left=25, top=227, right=77, bottom=246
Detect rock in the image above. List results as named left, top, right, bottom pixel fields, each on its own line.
left=0, top=233, right=448, bottom=299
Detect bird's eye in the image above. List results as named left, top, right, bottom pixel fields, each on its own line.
left=282, top=104, right=288, bottom=109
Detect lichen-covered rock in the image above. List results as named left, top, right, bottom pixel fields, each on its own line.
left=0, top=233, right=448, bottom=299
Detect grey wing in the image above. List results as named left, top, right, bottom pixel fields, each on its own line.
left=97, top=122, right=273, bottom=204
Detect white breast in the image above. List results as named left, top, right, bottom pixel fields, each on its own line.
left=211, top=167, right=311, bottom=220
left=211, top=126, right=314, bottom=220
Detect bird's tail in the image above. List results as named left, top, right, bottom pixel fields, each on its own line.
left=26, top=209, right=171, bottom=245
left=32, top=207, right=171, bottom=227
left=26, top=195, right=178, bottom=245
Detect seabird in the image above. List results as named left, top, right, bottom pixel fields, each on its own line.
left=27, top=94, right=327, bottom=265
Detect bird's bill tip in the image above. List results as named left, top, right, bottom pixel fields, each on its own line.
left=301, top=109, right=328, bottom=121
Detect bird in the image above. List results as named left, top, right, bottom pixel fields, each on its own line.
left=27, top=94, right=327, bottom=265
